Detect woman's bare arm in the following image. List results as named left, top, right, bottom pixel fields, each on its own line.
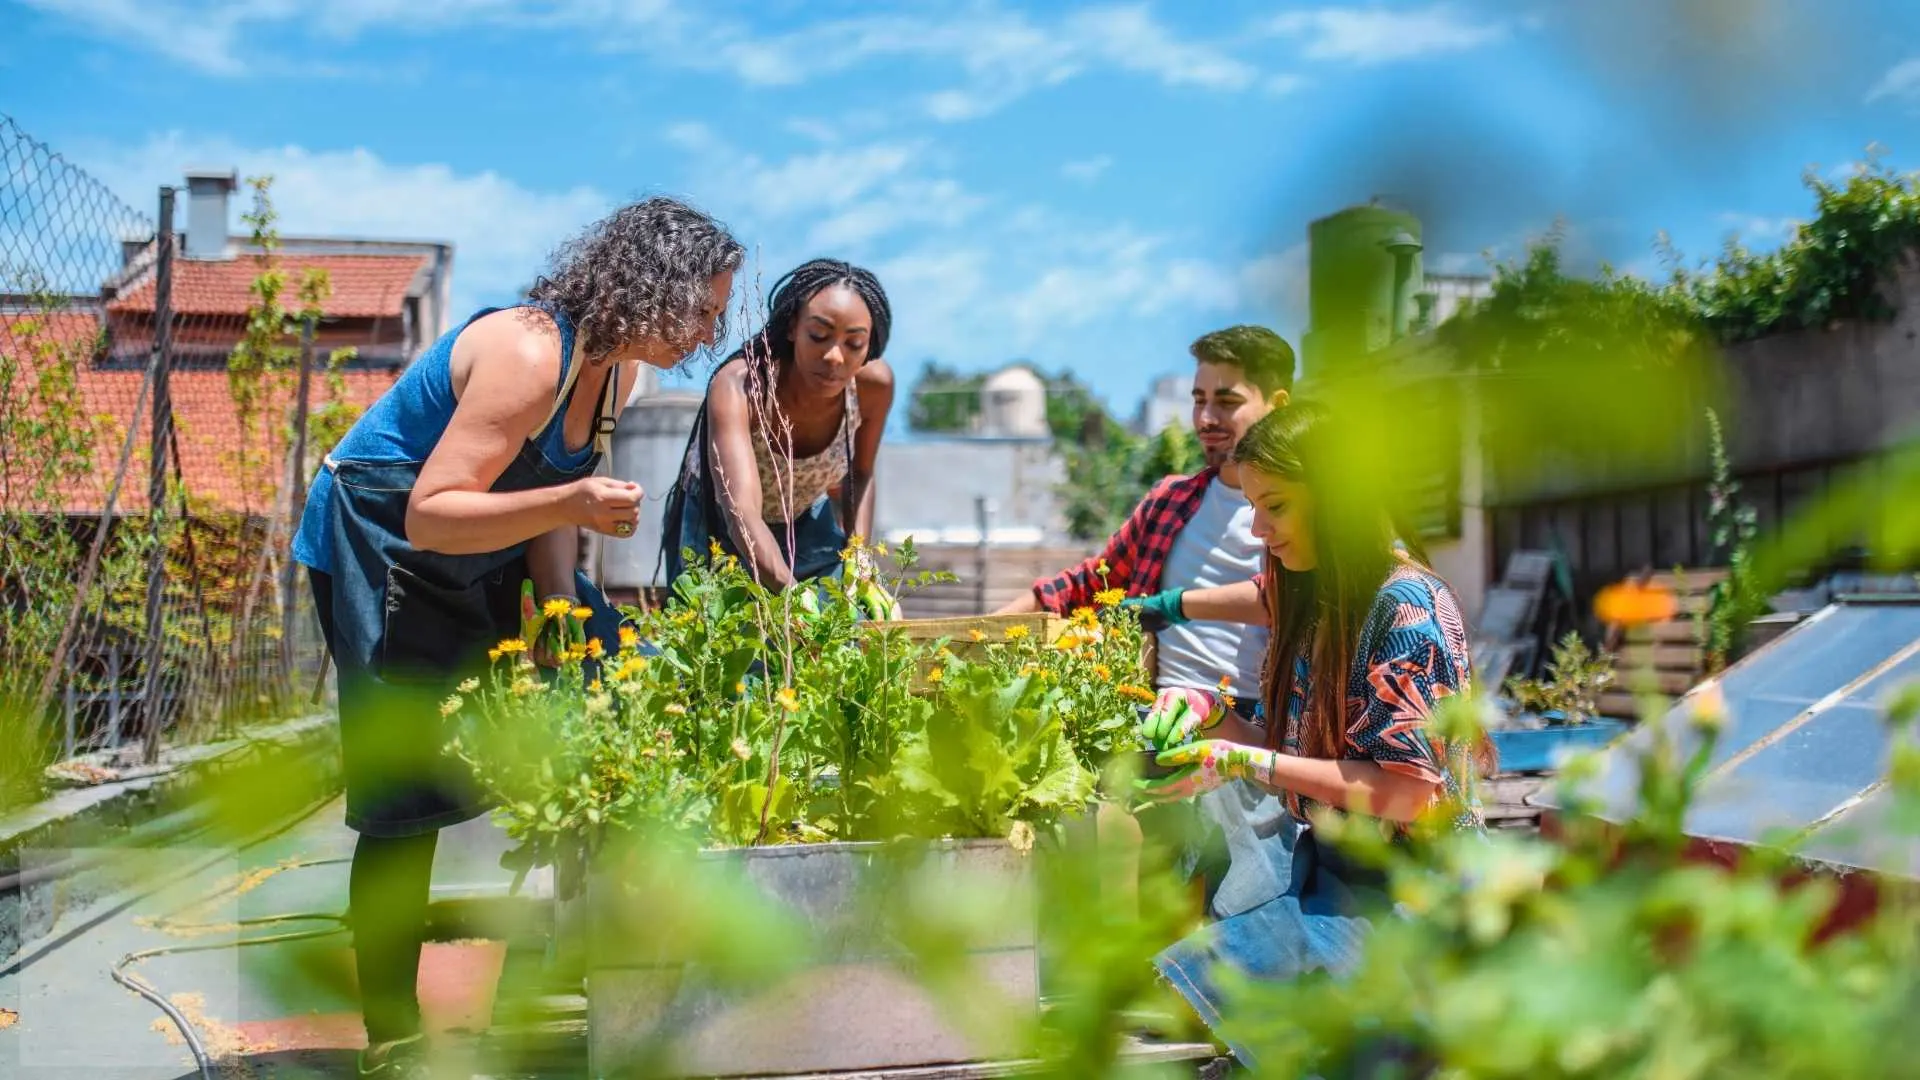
left=846, top=359, right=895, bottom=543
left=708, top=371, right=798, bottom=589
left=1256, top=755, right=1443, bottom=823
left=406, top=313, right=582, bottom=554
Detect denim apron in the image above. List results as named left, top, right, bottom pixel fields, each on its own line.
left=321, top=328, right=626, bottom=839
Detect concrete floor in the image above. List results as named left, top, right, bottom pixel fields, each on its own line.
left=0, top=799, right=565, bottom=1078
left=0, top=803, right=1218, bottom=1079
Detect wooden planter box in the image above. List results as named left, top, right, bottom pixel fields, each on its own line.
left=880, top=612, right=1066, bottom=690
left=580, top=839, right=1038, bottom=1078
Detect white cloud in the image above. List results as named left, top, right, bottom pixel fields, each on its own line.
left=1061, top=5, right=1258, bottom=90
left=1061, top=156, right=1114, bottom=184
left=1263, top=3, right=1512, bottom=65
left=1717, top=212, right=1800, bottom=246
left=659, top=126, right=986, bottom=254
left=1866, top=57, right=1920, bottom=104
left=69, top=132, right=611, bottom=312
left=24, top=0, right=1279, bottom=121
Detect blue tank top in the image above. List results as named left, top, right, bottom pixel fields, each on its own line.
left=291, top=304, right=610, bottom=574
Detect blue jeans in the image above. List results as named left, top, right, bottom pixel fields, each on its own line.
left=1154, top=829, right=1389, bottom=1068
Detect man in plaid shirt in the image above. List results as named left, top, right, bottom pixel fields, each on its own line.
left=1000, top=325, right=1293, bottom=918
left=999, top=325, right=1289, bottom=654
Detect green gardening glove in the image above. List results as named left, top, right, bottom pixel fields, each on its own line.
left=1120, top=589, right=1188, bottom=633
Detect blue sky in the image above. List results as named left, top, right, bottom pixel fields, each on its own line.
left=3, top=0, right=1918, bottom=419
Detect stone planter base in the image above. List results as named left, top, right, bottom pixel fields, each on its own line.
left=581, top=838, right=1037, bottom=1078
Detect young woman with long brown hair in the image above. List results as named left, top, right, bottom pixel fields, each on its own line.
left=1132, top=400, right=1486, bottom=1065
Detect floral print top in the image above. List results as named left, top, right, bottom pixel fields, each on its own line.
left=1280, top=559, right=1484, bottom=830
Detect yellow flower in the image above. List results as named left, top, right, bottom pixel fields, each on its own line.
left=563, top=643, right=588, bottom=663
left=1018, top=664, right=1038, bottom=678
left=495, top=638, right=528, bottom=655
left=586, top=637, right=605, bottom=659
left=1093, top=664, right=1111, bottom=681
left=1116, top=684, right=1155, bottom=704
left=734, top=681, right=747, bottom=695
left=571, top=606, right=593, bottom=622
left=1070, top=606, right=1099, bottom=630
left=613, top=656, right=648, bottom=682
left=709, top=539, right=726, bottom=559
left=1222, top=693, right=1238, bottom=711
left=457, top=677, right=479, bottom=694
left=1094, top=588, right=1126, bottom=608
left=1004, top=624, right=1030, bottom=641
left=875, top=543, right=889, bottom=557
left=439, top=694, right=463, bottom=717
left=618, top=626, right=640, bottom=650
left=969, top=629, right=986, bottom=642
left=542, top=597, right=573, bottom=619
left=775, top=686, right=800, bottom=713
left=1095, top=558, right=1110, bottom=576
left=488, top=648, right=503, bottom=663
left=928, top=666, right=944, bottom=683
left=589, top=679, right=603, bottom=693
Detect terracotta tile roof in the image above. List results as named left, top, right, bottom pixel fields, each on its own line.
left=108, top=253, right=427, bottom=319
left=2, top=309, right=397, bottom=516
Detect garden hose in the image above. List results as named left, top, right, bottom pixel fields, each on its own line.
left=19, top=789, right=354, bottom=1080
left=111, top=856, right=351, bottom=1080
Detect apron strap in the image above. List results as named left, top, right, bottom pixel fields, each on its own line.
left=536, top=323, right=588, bottom=436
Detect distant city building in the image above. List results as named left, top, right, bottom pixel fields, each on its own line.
left=1135, top=372, right=1190, bottom=435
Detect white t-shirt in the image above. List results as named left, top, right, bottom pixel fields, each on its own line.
left=1153, top=476, right=1268, bottom=699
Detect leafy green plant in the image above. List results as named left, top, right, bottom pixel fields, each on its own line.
left=453, top=540, right=1151, bottom=877
left=1216, top=681, right=1920, bottom=1079
left=1503, top=631, right=1616, bottom=725
left=1703, top=408, right=1765, bottom=673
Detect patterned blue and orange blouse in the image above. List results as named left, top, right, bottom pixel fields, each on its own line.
left=1278, top=557, right=1484, bottom=830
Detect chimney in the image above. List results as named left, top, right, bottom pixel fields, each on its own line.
left=183, top=168, right=238, bottom=259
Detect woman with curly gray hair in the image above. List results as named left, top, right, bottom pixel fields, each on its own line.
left=289, top=196, right=741, bottom=1077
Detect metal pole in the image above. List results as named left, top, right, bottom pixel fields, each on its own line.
left=281, top=316, right=315, bottom=689
left=974, top=496, right=990, bottom=615
left=139, top=187, right=176, bottom=765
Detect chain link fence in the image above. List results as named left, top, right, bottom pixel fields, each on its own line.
left=1, top=114, right=334, bottom=793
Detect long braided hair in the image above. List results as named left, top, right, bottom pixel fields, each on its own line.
left=739, top=258, right=892, bottom=371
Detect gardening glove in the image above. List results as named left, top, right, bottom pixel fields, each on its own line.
left=1135, top=687, right=1226, bottom=750
left=1131, top=739, right=1277, bottom=808
left=1120, top=589, right=1188, bottom=634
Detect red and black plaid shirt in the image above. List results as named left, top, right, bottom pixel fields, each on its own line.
left=1032, top=467, right=1219, bottom=614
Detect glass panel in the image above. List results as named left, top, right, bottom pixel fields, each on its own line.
left=1800, top=787, right=1920, bottom=879
left=1685, top=702, right=1887, bottom=842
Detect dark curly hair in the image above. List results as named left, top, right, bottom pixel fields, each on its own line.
left=528, top=197, right=744, bottom=365
left=1191, top=325, right=1296, bottom=395
left=740, top=258, right=892, bottom=369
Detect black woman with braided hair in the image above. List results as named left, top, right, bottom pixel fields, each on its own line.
left=663, top=258, right=895, bottom=589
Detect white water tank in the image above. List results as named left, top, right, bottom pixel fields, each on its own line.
left=603, top=391, right=702, bottom=589
left=979, top=364, right=1047, bottom=438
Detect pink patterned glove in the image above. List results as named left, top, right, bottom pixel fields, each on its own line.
left=1131, top=739, right=1277, bottom=806
left=1134, top=687, right=1225, bottom=750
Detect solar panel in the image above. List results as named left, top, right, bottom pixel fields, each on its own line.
left=1799, top=786, right=1920, bottom=878
left=1569, top=603, right=1920, bottom=828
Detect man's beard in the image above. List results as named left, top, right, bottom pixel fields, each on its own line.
left=1199, top=430, right=1231, bottom=467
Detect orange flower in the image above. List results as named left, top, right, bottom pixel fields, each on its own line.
left=1594, top=581, right=1679, bottom=627
left=1116, top=684, right=1155, bottom=704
